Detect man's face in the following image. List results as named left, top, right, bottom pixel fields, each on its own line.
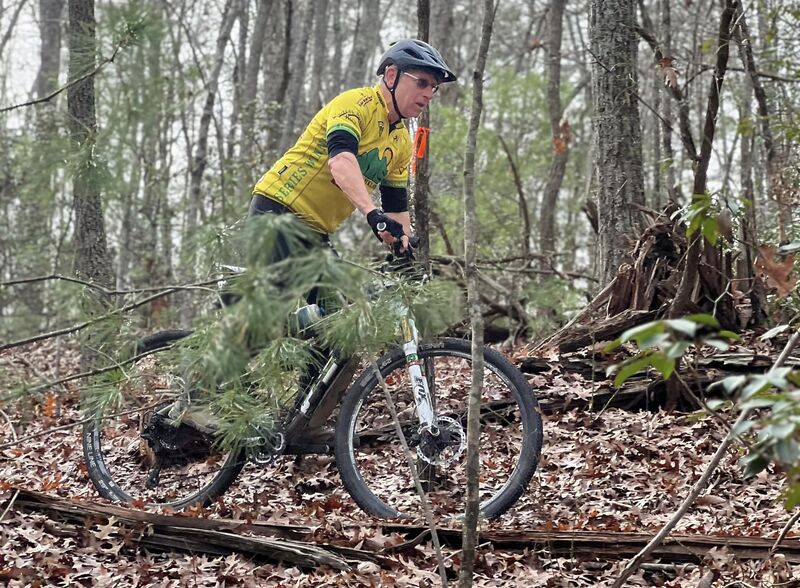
left=388, top=67, right=440, bottom=118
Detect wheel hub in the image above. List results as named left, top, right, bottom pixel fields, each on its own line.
left=416, top=415, right=466, bottom=466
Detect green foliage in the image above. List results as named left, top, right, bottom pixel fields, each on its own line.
left=605, top=314, right=740, bottom=387
left=86, top=215, right=463, bottom=451
left=673, top=193, right=723, bottom=246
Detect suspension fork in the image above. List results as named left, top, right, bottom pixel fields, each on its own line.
left=399, top=316, right=436, bottom=430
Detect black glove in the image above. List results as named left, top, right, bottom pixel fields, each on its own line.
left=366, top=209, right=405, bottom=241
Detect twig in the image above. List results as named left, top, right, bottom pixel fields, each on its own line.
left=369, top=358, right=448, bottom=588
left=0, top=280, right=215, bottom=352
left=0, top=33, right=130, bottom=114
left=769, top=510, right=800, bottom=556
left=1, top=274, right=221, bottom=295
left=0, top=339, right=179, bottom=403
left=0, top=408, right=20, bottom=522
left=612, top=328, right=800, bottom=587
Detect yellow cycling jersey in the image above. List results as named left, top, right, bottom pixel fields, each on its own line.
left=252, top=84, right=412, bottom=234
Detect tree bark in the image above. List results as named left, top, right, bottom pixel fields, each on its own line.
left=733, top=5, right=791, bottom=243
left=591, top=0, right=646, bottom=285
left=414, top=0, right=433, bottom=270
left=238, top=0, right=272, bottom=197
left=345, top=0, right=380, bottom=89
left=185, top=0, right=238, bottom=259
left=277, top=1, right=313, bottom=153
left=539, top=0, right=569, bottom=263
left=670, top=0, right=735, bottom=318
left=307, top=0, right=328, bottom=117
left=459, top=1, right=495, bottom=585
left=68, top=0, right=112, bottom=289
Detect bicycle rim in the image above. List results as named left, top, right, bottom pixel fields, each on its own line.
left=337, top=339, right=541, bottom=519
left=83, top=334, right=244, bottom=509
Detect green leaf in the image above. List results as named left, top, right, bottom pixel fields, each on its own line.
left=783, top=484, right=800, bottom=510
left=706, top=398, right=729, bottom=410
left=702, top=217, right=719, bottom=245
left=666, top=319, right=698, bottom=337
left=637, top=332, right=672, bottom=349
left=731, top=419, right=757, bottom=436
left=686, top=314, right=720, bottom=328
left=778, top=241, right=800, bottom=254
left=767, top=422, right=796, bottom=440
left=705, top=339, right=730, bottom=352
left=775, top=439, right=800, bottom=465
left=760, top=324, right=790, bottom=341
left=620, top=321, right=664, bottom=344
left=613, top=355, right=653, bottom=388
left=740, top=452, right=768, bottom=478
left=740, top=398, right=777, bottom=410
left=721, top=375, right=747, bottom=394
left=742, top=376, right=770, bottom=400
left=604, top=338, right=622, bottom=353
left=648, top=352, right=675, bottom=380
left=665, top=341, right=691, bottom=359
left=717, top=330, right=741, bottom=341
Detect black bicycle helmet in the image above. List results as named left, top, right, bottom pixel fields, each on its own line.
left=376, top=39, right=457, bottom=83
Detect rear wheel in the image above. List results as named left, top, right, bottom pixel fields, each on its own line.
left=82, top=330, right=246, bottom=509
left=335, top=338, right=543, bottom=519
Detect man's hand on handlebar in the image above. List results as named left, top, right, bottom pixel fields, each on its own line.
left=366, top=209, right=411, bottom=253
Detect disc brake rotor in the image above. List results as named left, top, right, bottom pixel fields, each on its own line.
left=416, top=415, right=466, bottom=466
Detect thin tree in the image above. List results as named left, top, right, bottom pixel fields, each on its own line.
left=68, top=0, right=112, bottom=289
left=185, top=0, right=238, bottom=262
left=539, top=0, right=569, bottom=263
left=459, top=0, right=496, bottom=585
left=414, top=0, right=433, bottom=269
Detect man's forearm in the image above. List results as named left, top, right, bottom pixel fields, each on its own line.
left=328, top=152, right=376, bottom=215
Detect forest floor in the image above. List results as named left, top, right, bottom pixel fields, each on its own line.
left=1, top=338, right=799, bottom=587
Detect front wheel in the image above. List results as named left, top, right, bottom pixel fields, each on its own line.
left=335, top=338, right=543, bottom=519
left=82, top=330, right=246, bottom=509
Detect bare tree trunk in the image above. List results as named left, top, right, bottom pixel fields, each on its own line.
left=414, top=0, right=433, bottom=269
left=307, top=0, right=329, bottom=116
left=660, top=0, right=679, bottom=203
left=733, top=5, right=792, bottom=243
left=19, top=0, right=65, bottom=320
left=590, top=0, right=646, bottom=285
left=225, top=0, right=249, bottom=170
left=670, top=0, right=735, bottom=318
left=345, top=0, right=380, bottom=89
left=185, top=0, right=238, bottom=259
left=238, top=0, right=272, bottom=197
left=459, top=1, right=495, bottom=585
left=0, top=0, right=27, bottom=57
left=539, top=0, right=568, bottom=263
left=68, top=0, right=111, bottom=288
left=278, top=1, right=313, bottom=153
left=328, top=0, right=343, bottom=96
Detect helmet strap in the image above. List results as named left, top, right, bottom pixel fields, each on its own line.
left=383, top=69, right=405, bottom=122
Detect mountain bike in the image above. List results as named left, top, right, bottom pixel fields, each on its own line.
left=82, top=252, right=543, bottom=520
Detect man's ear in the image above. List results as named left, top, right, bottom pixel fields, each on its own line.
left=384, top=65, right=399, bottom=88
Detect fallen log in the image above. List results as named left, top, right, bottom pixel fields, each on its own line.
left=11, top=488, right=383, bottom=570
left=379, top=524, right=800, bottom=564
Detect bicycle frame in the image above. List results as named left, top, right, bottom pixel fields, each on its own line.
left=279, top=307, right=436, bottom=455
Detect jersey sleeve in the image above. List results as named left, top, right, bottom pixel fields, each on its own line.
left=325, top=89, right=371, bottom=142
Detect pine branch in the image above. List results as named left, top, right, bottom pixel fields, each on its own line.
left=1, top=274, right=221, bottom=295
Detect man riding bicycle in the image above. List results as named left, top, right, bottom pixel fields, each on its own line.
left=248, top=39, right=457, bottom=258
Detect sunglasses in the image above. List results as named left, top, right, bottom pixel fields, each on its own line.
left=402, top=71, right=441, bottom=94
